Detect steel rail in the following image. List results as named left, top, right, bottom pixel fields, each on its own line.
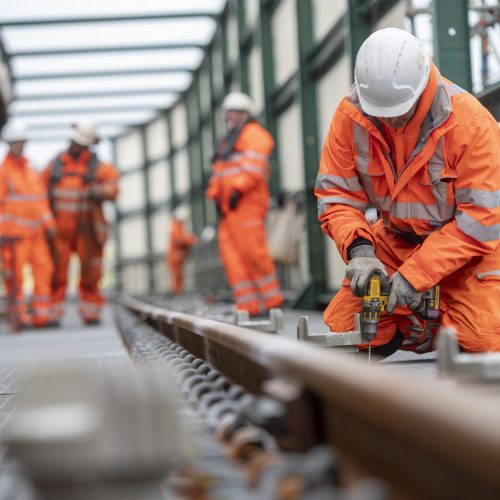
left=122, top=296, right=500, bottom=500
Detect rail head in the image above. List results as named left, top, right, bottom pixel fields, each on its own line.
left=121, top=297, right=500, bottom=499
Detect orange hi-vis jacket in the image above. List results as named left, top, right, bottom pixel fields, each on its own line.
left=316, top=65, right=500, bottom=351
left=0, top=154, right=55, bottom=326
left=42, top=150, right=119, bottom=240
left=316, top=66, right=500, bottom=292
left=206, top=120, right=283, bottom=315
left=166, top=219, right=197, bottom=295
left=206, top=120, right=274, bottom=217
left=0, top=154, right=54, bottom=237
left=167, top=219, right=197, bottom=267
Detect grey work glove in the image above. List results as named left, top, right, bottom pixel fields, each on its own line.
left=345, top=245, right=388, bottom=297
left=386, top=271, right=423, bottom=314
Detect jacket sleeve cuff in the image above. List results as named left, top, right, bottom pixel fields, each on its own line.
left=341, top=227, right=375, bottom=262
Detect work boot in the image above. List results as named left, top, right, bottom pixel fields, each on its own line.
left=84, top=318, right=101, bottom=326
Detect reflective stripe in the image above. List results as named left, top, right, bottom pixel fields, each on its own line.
left=0, top=214, right=43, bottom=229
left=241, top=164, right=269, bottom=177
left=455, top=188, right=500, bottom=209
left=456, top=211, right=500, bottom=242
left=318, top=196, right=368, bottom=215
left=32, top=295, right=51, bottom=303
left=242, top=220, right=262, bottom=228
left=235, top=292, right=258, bottom=304
left=52, top=188, right=88, bottom=199
left=260, top=288, right=281, bottom=300
left=353, top=123, right=369, bottom=173
left=233, top=280, right=255, bottom=291
left=242, top=150, right=269, bottom=161
left=316, top=174, right=362, bottom=192
left=79, top=301, right=102, bottom=314
left=427, top=137, right=445, bottom=183
left=6, top=193, right=47, bottom=202
left=477, top=270, right=500, bottom=280
left=257, top=274, right=278, bottom=287
left=53, top=201, right=90, bottom=212
left=446, top=83, right=467, bottom=96
left=212, top=167, right=242, bottom=179
left=390, top=201, right=455, bottom=221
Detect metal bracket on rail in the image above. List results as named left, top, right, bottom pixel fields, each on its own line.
left=204, top=308, right=284, bottom=334
left=234, top=308, right=285, bottom=334
left=297, top=314, right=364, bottom=351
left=438, top=326, right=500, bottom=381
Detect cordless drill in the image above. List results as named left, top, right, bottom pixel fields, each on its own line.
left=360, top=274, right=440, bottom=341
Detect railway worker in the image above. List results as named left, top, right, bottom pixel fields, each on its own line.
left=206, top=92, right=283, bottom=316
left=315, top=28, right=500, bottom=355
left=42, top=122, right=119, bottom=325
left=0, top=119, right=56, bottom=328
left=166, top=208, right=197, bottom=295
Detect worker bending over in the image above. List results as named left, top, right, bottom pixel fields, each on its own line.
left=42, top=122, right=119, bottom=325
left=166, top=208, right=197, bottom=295
left=206, top=92, right=283, bottom=315
left=316, top=28, right=499, bottom=355
left=0, top=120, right=55, bottom=327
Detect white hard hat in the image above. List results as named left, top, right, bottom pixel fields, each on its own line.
left=221, top=92, right=255, bottom=114
left=70, top=121, right=98, bottom=146
left=354, top=28, right=431, bottom=118
left=2, top=119, right=28, bottom=143
left=173, top=206, right=188, bottom=220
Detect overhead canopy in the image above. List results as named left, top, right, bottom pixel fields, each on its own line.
left=0, top=0, right=226, bottom=154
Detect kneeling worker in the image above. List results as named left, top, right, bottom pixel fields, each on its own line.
left=315, top=28, right=499, bottom=354
left=206, top=92, right=283, bottom=315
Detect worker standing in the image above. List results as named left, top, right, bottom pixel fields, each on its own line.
left=316, top=28, right=500, bottom=355
left=206, top=92, right=283, bottom=315
left=0, top=119, right=55, bottom=328
left=166, top=208, right=197, bottom=295
left=42, top=122, right=119, bottom=325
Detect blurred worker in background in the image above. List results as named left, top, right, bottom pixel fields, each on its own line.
left=206, top=92, right=283, bottom=315
left=0, top=119, right=55, bottom=327
left=166, top=207, right=197, bottom=295
left=316, top=28, right=500, bottom=355
left=42, top=122, right=119, bottom=325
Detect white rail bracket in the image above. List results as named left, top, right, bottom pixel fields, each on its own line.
left=235, top=308, right=285, bottom=334
left=297, top=315, right=363, bottom=351
left=438, top=326, right=500, bottom=381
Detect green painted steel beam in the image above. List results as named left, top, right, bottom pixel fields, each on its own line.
left=295, top=0, right=326, bottom=309
left=16, top=88, right=181, bottom=101
left=111, top=138, right=123, bottom=292
left=237, top=0, right=250, bottom=93
left=139, top=126, right=156, bottom=292
left=259, top=0, right=280, bottom=196
left=432, top=0, right=472, bottom=91
left=0, top=12, right=218, bottom=27
left=10, top=43, right=206, bottom=58
left=346, top=0, right=372, bottom=80
left=477, top=80, right=500, bottom=121
left=165, top=112, right=177, bottom=211
left=13, top=67, right=195, bottom=81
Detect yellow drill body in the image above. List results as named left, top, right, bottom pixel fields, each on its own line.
left=360, top=274, right=441, bottom=341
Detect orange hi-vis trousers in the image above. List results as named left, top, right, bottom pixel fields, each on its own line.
left=2, top=235, right=54, bottom=326
left=324, top=220, right=500, bottom=353
left=218, top=211, right=283, bottom=315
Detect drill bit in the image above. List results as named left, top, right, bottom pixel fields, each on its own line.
left=368, top=342, right=372, bottom=366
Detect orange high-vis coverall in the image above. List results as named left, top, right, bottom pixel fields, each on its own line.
left=315, top=64, right=500, bottom=353
left=166, top=218, right=197, bottom=294
left=206, top=120, right=283, bottom=315
left=0, top=154, right=55, bottom=326
left=42, top=150, right=119, bottom=324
